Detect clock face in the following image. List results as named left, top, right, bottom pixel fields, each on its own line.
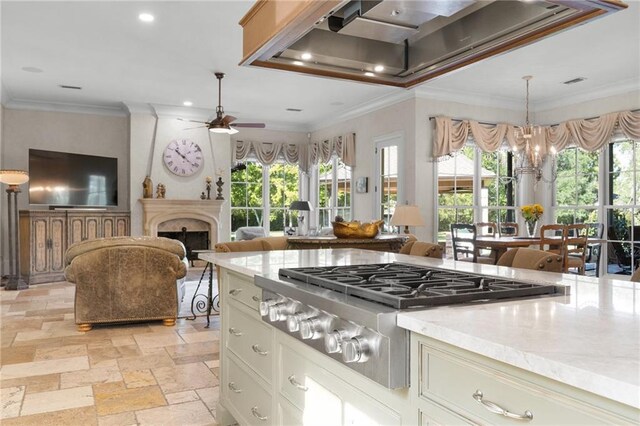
left=163, top=139, right=203, bottom=177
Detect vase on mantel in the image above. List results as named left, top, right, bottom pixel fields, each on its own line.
left=526, top=220, right=538, bottom=238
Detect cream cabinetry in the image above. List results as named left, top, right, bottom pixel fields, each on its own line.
left=19, top=210, right=130, bottom=284
left=412, top=334, right=638, bottom=425
left=217, top=268, right=411, bottom=426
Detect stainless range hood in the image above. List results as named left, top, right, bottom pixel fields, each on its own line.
left=239, top=0, right=627, bottom=88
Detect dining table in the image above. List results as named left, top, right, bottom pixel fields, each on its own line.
left=475, top=235, right=543, bottom=264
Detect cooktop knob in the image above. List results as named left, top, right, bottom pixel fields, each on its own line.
left=259, top=300, right=275, bottom=317
left=324, top=330, right=348, bottom=354
left=342, top=336, right=369, bottom=363
left=299, top=317, right=322, bottom=340
left=268, top=303, right=288, bottom=322
left=286, top=313, right=304, bottom=332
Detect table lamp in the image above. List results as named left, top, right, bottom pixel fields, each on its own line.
left=390, top=204, right=425, bottom=234
left=0, top=170, right=30, bottom=290
left=289, top=201, right=313, bottom=236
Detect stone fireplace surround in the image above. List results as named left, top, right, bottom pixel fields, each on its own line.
left=139, top=199, right=224, bottom=248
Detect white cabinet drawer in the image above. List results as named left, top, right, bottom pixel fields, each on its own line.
left=226, top=354, right=272, bottom=426
left=278, top=341, right=402, bottom=425
left=227, top=302, right=273, bottom=383
left=420, top=343, right=623, bottom=425
left=226, top=271, right=261, bottom=312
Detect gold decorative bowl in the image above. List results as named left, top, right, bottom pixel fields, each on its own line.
left=332, top=220, right=384, bottom=239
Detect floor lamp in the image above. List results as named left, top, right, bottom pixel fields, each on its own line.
left=0, top=170, right=30, bottom=290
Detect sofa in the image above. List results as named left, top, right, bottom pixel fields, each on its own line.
left=496, top=247, right=564, bottom=273
left=64, top=236, right=188, bottom=331
left=214, top=236, right=288, bottom=252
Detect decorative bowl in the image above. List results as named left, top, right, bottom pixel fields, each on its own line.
left=332, top=220, right=384, bottom=239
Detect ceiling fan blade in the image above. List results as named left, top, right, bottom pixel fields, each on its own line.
left=231, top=123, right=266, bottom=128
left=222, top=115, right=237, bottom=125
left=178, top=118, right=208, bottom=124
left=183, top=126, right=207, bottom=130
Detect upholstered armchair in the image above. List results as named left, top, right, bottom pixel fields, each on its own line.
left=399, top=241, right=443, bottom=258
left=65, top=236, right=188, bottom=331
left=497, top=248, right=564, bottom=273
left=214, top=236, right=288, bottom=252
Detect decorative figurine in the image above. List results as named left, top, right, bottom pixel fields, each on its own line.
left=215, top=177, right=224, bottom=200
left=200, top=191, right=206, bottom=200
left=143, top=176, right=153, bottom=198
left=205, top=176, right=212, bottom=200
left=156, top=183, right=166, bottom=199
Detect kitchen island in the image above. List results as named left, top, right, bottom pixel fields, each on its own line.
left=201, top=248, right=639, bottom=425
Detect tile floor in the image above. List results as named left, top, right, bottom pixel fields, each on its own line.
left=0, top=280, right=221, bottom=425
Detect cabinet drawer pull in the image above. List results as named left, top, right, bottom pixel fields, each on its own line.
left=228, top=327, right=242, bottom=336
left=228, top=382, right=242, bottom=393
left=288, top=374, right=308, bottom=392
left=472, top=390, right=533, bottom=421
left=252, top=295, right=261, bottom=302
left=229, top=288, right=242, bottom=296
left=251, top=344, right=269, bottom=356
left=251, top=406, right=267, bottom=421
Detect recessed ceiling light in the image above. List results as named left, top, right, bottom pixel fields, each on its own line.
left=138, top=13, right=154, bottom=22
left=364, top=72, right=375, bottom=77
left=374, top=65, right=384, bottom=72
left=301, top=52, right=312, bottom=60
left=391, top=9, right=401, bottom=16
left=22, top=66, right=43, bottom=73
left=183, top=101, right=193, bottom=107
left=293, top=61, right=304, bottom=66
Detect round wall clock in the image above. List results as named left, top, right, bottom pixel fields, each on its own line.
left=163, top=139, right=203, bottom=177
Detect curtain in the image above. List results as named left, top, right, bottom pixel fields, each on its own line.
left=433, top=110, right=640, bottom=158
left=308, top=133, right=356, bottom=168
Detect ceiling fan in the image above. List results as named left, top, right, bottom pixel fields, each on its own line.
left=180, top=72, right=265, bottom=134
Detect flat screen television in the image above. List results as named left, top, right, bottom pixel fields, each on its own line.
left=29, top=149, right=118, bottom=207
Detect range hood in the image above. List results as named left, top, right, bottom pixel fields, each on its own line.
left=239, top=0, right=627, bottom=88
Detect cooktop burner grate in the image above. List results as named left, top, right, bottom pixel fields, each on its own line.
left=278, top=263, right=564, bottom=309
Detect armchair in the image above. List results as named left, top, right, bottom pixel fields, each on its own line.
left=65, top=236, right=188, bottom=331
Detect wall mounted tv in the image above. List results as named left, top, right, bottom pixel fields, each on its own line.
left=29, top=149, right=118, bottom=207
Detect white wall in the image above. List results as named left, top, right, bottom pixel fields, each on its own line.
left=128, top=112, right=231, bottom=241
left=232, top=128, right=309, bottom=145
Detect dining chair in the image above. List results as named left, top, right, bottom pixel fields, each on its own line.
left=450, top=224, right=493, bottom=264
left=539, top=224, right=567, bottom=257
left=564, top=224, right=589, bottom=274
left=582, top=222, right=604, bottom=277
left=475, top=221, right=498, bottom=261
left=499, top=222, right=519, bottom=237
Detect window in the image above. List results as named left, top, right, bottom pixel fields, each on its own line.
left=377, top=145, right=398, bottom=231
left=437, top=147, right=475, bottom=242
left=230, top=162, right=264, bottom=239
left=606, top=139, right=640, bottom=275
left=269, top=163, right=300, bottom=236
left=554, top=147, right=599, bottom=224
left=480, top=151, right=515, bottom=224
left=317, top=157, right=352, bottom=229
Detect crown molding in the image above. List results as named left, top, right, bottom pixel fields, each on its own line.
left=3, top=98, right=128, bottom=117
left=534, top=78, right=640, bottom=112
left=309, top=89, right=415, bottom=132
left=414, top=85, right=524, bottom=111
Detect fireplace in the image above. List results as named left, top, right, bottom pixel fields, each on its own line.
left=139, top=199, right=225, bottom=250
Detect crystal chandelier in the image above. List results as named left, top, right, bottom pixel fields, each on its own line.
left=512, top=76, right=556, bottom=182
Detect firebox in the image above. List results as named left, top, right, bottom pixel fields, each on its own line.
left=158, top=227, right=209, bottom=265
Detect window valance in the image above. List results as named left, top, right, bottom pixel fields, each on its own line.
left=234, top=132, right=356, bottom=172
left=433, top=110, right=640, bottom=159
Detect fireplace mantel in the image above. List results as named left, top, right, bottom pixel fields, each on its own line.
left=139, top=199, right=225, bottom=245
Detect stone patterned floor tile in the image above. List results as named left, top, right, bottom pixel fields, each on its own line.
left=204, top=359, right=220, bottom=369
left=34, top=344, right=87, bottom=361
left=135, top=400, right=216, bottom=426
left=20, top=385, right=94, bottom=416
left=0, top=356, right=89, bottom=380
left=195, top=386, right=219, bottom=411
left=152, top=362, right=218, bottom=394
left=97, top=411, right=137, bottom=426
left=0, top=406, right=98, bottom=426
left=1, top=373, right=60, bottom=394
left=93, top=381, right=166, bottom=416
left=1, top=385, right=25, bottom=418
left=133, top=332, right=185, bottom=349
left=117, top=352, right=175, bottom=373
left=164, top=341, right=219, bottom=359
left=173, top=353, right=218, bottom=365
left=110, top=336, right=136, bottom=347
left=1, top=346, right=37, bottom=365
left=179, top=330, right=220, bottom=343
left=122, top=369, right=156, bottom=388
left=165, top=390, right=200, bottom=405
left=60, top=366, right=122, bottom=389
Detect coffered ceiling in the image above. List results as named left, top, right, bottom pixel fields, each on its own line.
left=2, top=1, right=638, bottom=131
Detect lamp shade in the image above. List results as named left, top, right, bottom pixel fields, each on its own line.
left=390, top=205, right=425, bottom=227
left=0, top=170, right=29, bottom=185
left=289, top=201, right=313, bottom=211
left=209, top=123, right=238, bottom=134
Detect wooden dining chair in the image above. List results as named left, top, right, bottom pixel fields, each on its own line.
left=583, top=222, right=604, bottom=277
left=475, top=221, right=498, bottom=261
left=539, top=224, right=567, bottom=257
left=450, top=224, right=493, bottom=264
left=499, top=222, right=519, bottom=237
left=565, top=224, right=589, bottom=274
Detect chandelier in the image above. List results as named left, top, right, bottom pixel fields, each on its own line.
left=511, top=76, right=556, bottom=183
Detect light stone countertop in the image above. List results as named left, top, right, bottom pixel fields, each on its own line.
left=200, top=248, right=640, bottom=409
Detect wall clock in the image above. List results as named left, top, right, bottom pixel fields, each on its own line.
left=163, top=139, right=203, bottom=177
